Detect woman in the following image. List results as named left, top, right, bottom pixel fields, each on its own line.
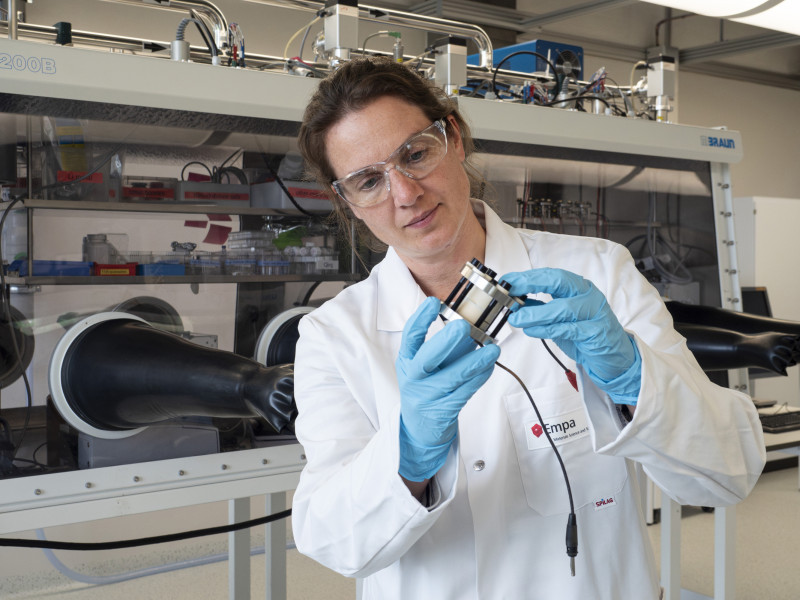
left=291, top=57, right=765, bottom=599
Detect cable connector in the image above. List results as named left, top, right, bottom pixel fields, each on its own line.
left=566, top=512, right=578, bottom=576
left=565, top=369, right=578, bottom=392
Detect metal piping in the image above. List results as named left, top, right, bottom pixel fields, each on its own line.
left=7, top=0, right=17, bottom=40
left=0, top=20, right=558, bottom=92
left=1, top=22, right=174, bottom=53
left=0, top=20, right=302, bottom=70
left=98, top=0, right=228, bottom=47
left=243, top=0, right=493, bottom=69
left=680, top=31, right=800, bottom=63
left=361, top=4, right=492, bottom=69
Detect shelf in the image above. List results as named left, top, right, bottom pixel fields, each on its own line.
left=4, top=273, right=359, bottom=286
left=21, top=199, right=329, bottom=217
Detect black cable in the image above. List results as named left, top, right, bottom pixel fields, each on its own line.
left=0, top=508, right=293, bottom=550
left=540, top=338, right=568, bottom=372
left=602, top=76, right=629, bottom=117
left=0, top=195, right=34, bottom=457
left=219, top=148, right=242, bottom=170
left=298, top=21, right=314, bottom=61
left=464, top=78, right=490, bottom=98
left=251, top=140, right=321, bottom=221
left=439, top=261, right=578, bottom=572
left=286, top=57, right=327, bottom=78
left=542, top=93, right=612, bottom=109
left=189, top=10, right=219, bottom=57
left=189, top=18, right=214, bottom=59
left=491, top=51, right=561, bottom=100
left=301, top=280, right=322, bottom=306
left=214, top=166, right=248, bottom=185
left=31, top=440, right=47, bottom=467
left=495, top=359, right=578, bottom=572
left=180, top=161, right=213, bottom=181
left=262, top=161, right=317, bottom=219
left=412, top=39, right=447, bottom=73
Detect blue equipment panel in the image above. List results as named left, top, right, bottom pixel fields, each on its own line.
left=468, top=40, right=584, bottom=80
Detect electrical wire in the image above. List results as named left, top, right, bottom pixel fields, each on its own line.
left=176, top=17, right=219, bottom=63
left=361, top=30, right=395, bottom=56
left=409, top=38, right=450, bottom=73
left=0, top=196, right=34, bottom=460
left=219, top=148, right=242, bottom=170
left=252, top=136, right=321, bottom=221
left=227, top=22, right=245, bottom=67
left=655, top=13, right=695, bottom=47
left=35, top=531, right=291, bottom=587
left=284, top=15, right=321, bottom=60
left=188, top=9, right=219, bottom=60
left=0, top=509, right=293, bottom=550
left=301, top=280, right=323, bottom=306
left=490, top=50, right=561, bottom=101
left=541, top=93, right=612, bottom=110
left=180, top=161, right=213, bottom=181
left=297, top=18, right=318, bottom=61
left=495, top=358, right=578, bottom=573
left=286, top=57, right=327, bottom=78
left=440, top=265, right=578, bottom=573
left=602, top=76, right=630, bottom=117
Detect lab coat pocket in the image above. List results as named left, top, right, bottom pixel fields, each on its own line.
left=503, top=382, right=628, bottom=516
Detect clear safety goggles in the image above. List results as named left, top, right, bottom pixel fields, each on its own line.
left=331, top=119, right=448, bottom=208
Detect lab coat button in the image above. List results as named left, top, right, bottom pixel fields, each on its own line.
left=473, top=460, right=485, bottom=471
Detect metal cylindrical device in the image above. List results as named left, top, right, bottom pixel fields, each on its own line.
left=439, top=258, right=524, bottom=345
left=433, top=36, right=467, bottom=96
left=171, top=39, right=191, bottom=61
left=324, top=0, right=359, bottom=62
left=393, top=38, right=404, bottom=63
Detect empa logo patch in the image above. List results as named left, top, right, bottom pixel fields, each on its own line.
left=701, top=135, right=735, bottom=149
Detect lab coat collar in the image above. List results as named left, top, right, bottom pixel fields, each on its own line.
left=481, top=201, right=533, bottom=343
left=481, top=200, right=533, bottom=283
left=376, top=247, right=428, bottom=333
left=375, top=201, right=533, bottom=335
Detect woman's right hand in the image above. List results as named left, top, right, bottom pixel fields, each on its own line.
left=396, top=297, right=500, bottom=482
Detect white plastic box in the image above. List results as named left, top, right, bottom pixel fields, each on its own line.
left=250, top=180, right=331, bottom=212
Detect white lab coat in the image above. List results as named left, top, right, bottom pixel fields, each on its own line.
left=292, top=202, right=766, bottom=600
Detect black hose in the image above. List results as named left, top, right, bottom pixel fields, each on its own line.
left=491, top=51, right=561, bottom=100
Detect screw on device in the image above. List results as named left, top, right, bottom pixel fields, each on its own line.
left=439, top=258, right=524, bottom=344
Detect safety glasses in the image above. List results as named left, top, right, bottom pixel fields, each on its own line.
left=331, top=119, right=448, bottom=208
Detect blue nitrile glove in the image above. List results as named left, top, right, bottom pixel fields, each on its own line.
left=501, top=268, right=642, bottom=405
left=397, top=297, right=501, bottom=482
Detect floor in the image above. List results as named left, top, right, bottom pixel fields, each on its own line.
left=3, top=467, right=800, bottom=599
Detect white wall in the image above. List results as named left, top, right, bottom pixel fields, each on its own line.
left=580, top=54, right=800, bottom=201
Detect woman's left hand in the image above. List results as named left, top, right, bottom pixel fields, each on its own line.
left=501, top=268, right=641, bottom=403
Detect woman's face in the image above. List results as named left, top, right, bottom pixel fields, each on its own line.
left=324, top=95, right=476, bottom=266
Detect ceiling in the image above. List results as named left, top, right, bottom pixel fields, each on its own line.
left=388, top=0, right=800, bottom=90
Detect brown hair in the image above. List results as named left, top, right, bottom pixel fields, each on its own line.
left=298, top=57, right=484, bottom=251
